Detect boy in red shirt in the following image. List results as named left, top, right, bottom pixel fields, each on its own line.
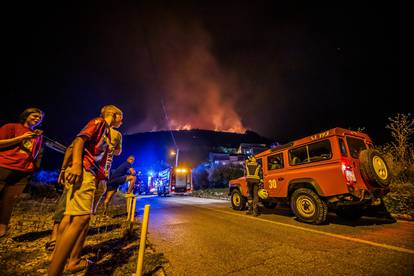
left=46, top=127, right=122, bottom=252
left=48, top=105, right=123, bottom=275
left=0, top=107, right=44, bottom=238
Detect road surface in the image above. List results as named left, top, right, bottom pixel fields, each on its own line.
left=134, top=195, right=414, bottom=275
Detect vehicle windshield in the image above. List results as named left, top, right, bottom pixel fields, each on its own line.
left=346, top=137, right=367, bottom=158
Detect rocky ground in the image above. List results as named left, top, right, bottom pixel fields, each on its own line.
left=0, top=194, right=168, bottom=275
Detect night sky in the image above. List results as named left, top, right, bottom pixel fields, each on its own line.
left=7, top=1, right=411, bottom=147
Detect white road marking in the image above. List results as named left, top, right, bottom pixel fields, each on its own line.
left=202, top=207, right=414, bottom=255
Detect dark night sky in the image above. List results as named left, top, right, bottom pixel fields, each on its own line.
left=6, top=1, right=411, bottom=147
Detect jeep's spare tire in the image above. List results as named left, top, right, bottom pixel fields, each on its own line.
left=359, top=149, right=391, bottom=187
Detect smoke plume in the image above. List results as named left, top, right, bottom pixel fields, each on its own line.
left=128, top=14, right=246, bottom=134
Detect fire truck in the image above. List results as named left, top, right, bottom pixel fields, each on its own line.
left=156, top=167, right=193, bottom=196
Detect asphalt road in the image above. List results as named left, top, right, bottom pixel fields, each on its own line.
left=134, top=195, right=414, bottom=275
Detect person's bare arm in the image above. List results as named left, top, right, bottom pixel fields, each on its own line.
left=65, top=136, right=87, bottom=185
left=113, top=134, right=122, bottom=156
left=0, top=132, right=38, bottom=149
left=129, top=167, right=136, bottom=176
left=57, top=143, right=74, bottom=184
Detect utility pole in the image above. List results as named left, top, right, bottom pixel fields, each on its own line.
left=175, top=148, right=179, bottom=167
left=170, top=148, right=179, bottom=167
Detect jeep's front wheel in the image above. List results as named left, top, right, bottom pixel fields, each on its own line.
left=231, top=189, right=247, bottom=211
left=290, top=188, right=327, bottom=224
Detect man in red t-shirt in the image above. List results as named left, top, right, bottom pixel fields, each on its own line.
left=48, top=105, right=123, bottom=275
left=0, top=107, right=44, bottom=238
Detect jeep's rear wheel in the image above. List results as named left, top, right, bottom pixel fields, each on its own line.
left=290, top=188, right=327, bottom=224
left=359, top=149, right=391, bottom=187
left=335, top=206, right=364, bottom=220
left=231, top=189, right=247, bottom=211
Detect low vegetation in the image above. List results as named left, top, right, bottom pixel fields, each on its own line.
left=380, top=113, right=414, bottom=219
left=191, top=188, right=229, bottom=200
left=0, top=193, right=168, bottom=275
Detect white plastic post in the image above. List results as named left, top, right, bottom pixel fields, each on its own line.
left=126, top=196, right=131, bottom=221
left=136, top=204, right=150, bottom=276
left=131, top=196, right=137, bottom=222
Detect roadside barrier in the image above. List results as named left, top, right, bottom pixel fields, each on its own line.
left=135, top=204, right=151, bottom=276
left=126, top=193, right=136, bottom=222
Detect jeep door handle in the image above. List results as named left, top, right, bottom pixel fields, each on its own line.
left=278, top=177, right=284, bottom=181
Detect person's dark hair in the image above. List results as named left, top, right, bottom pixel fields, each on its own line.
left=127, top=155, right=135, bottom=159
left=18, top=108, right=45, bottom=124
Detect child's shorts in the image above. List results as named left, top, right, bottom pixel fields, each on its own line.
left=64, top=168, right=97, bottom=216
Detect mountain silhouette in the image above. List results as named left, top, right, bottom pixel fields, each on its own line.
left=40, top=129, right=273, bottom=172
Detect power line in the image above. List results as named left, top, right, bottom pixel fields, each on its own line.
left=136, top=10, right=178, bottom=153
left=43, top=135, right=67, bottom=154
left=161, top=100, right=177, bottom=149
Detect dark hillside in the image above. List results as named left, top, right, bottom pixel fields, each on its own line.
left=119, top=129, right=272, bottom=171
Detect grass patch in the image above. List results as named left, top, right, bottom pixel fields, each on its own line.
left=191, top=188, right=229, bottom=200
left=383, top=182, right=414, bottom=220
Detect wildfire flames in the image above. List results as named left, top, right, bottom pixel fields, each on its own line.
left=156, top=19, right=246, bottom=134
left=128, top=14, right=247, bottom=134
left=166, top=81, right=246, bottom=133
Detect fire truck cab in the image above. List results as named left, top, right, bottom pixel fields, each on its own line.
left=157, top=167, right=193, bottom=196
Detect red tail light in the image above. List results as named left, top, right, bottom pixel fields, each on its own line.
left=170, top=173, right=176, bottom=192
left=341, top=157, right=356, bottom=187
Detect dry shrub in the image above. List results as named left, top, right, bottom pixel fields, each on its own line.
left=383, top=183, right=414, bottom=217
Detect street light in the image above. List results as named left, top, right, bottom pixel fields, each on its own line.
left=170, top=148, right=179, bottom=167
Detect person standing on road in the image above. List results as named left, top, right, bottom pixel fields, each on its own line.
left=244, top=155, right=263, bottom=217
left=0, top=108, right=44, bottom=238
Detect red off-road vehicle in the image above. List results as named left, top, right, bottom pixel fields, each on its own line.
left=229, top=128, right=391, bottom=224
